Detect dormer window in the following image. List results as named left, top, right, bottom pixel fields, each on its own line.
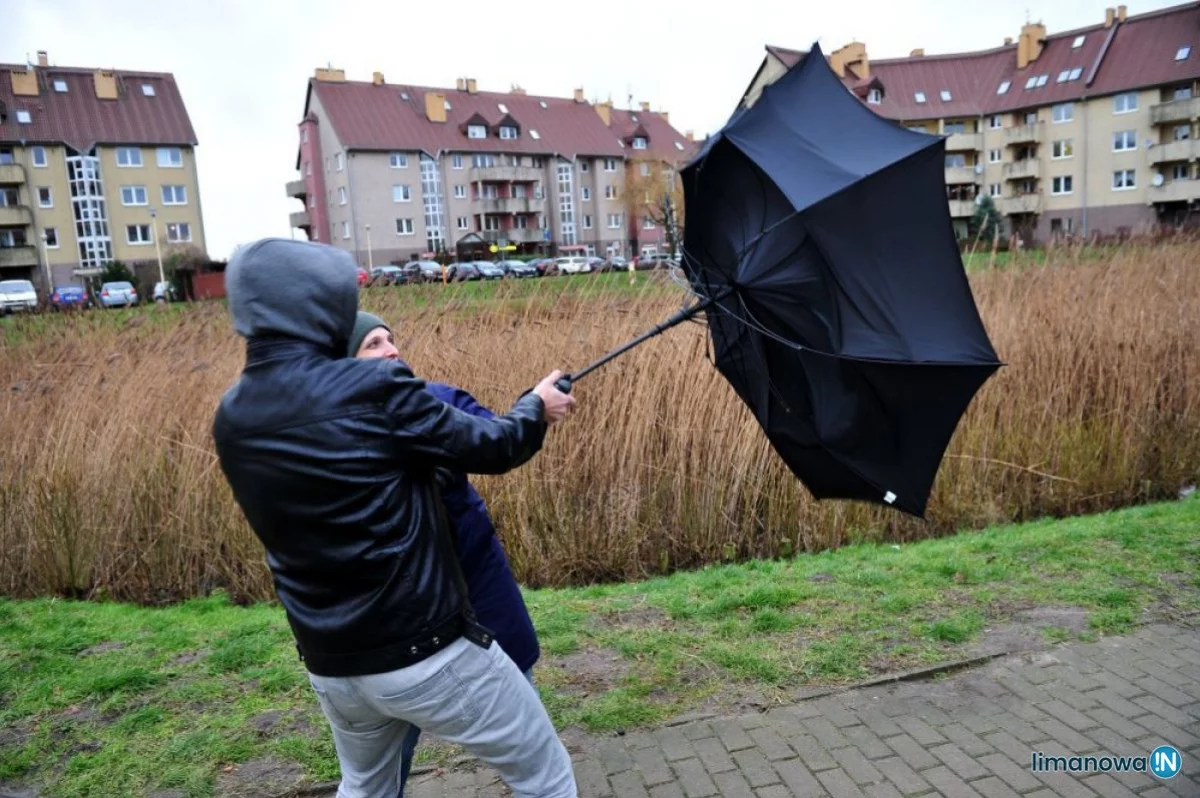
left=867, top=88, right=882, bottom=104
left=468, top=124, right=487, bottom=139
left=499, top=126, right=518, bottom=140
left=633, top=137, right=647, bottom=149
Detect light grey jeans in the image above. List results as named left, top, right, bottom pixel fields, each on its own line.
left=307, top=637, right=577, bottom=798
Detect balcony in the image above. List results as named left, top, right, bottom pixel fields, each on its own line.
left=948, top=199, right=977, bottom=218
left=1150, top=97, right=1200, bottom=126
left=469, top=165, right=543, bottom=184
left=0, top=205, right=33, bottom=226
left=0, top=164, right=25, bottom=185
left=944, top=132, right=982, bottom=152
left=1148, top=139, right=1199, bottom=165
left=476, top=197, right=544, bottom=215
left=285, top=179, right=308, bottom=201
left=1005, top=123, right=1044, bottom=146
left=289, top=211, right=312, bottom=229
left=1003, top=160, right=1041, bottom=180
left=1148, top=179, right=1199, bottom=204
left=944, top=166, right=980, bottom=185
left=999, top=194, right=1042, bottom=215
left=0, top=246, right=38, bottom=268
left=482, top=228, right=543, bottom=244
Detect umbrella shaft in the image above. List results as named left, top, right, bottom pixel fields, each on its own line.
left=563, top=292, right=725, bottom=389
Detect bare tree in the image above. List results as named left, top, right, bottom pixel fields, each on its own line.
left=625, top=158, right=685, bottom=259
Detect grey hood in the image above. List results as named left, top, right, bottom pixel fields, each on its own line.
left=226, top=238, right=358, bottom=351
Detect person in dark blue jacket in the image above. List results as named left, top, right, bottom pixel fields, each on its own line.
left=348, top=311, right=541, bottom=795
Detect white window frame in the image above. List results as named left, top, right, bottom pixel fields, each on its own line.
left=581, top=186, right=591, bottom=201
left=607, top=213, right=622, bottom=229
left=1112, top=131, right=1137, bottom=152
left=166, top=222, right=191, bottom=243
left=582, top=214, right=592, bottom=230
left=53, top=79, right=68, bottom=93
left=633, top=137, right=647, bottom=149
left=1113, top=93, right=1138, bottom=114
left=1177, top=46, right=1192, bottom=61
left=1174, top=124, right=1191, bottom=141
left=126, top=224, right=152, bottom=245
left=914, top=91, right=926, bottom=103
left=1025, top=76, right=1038, bottom=89
left=988, top=183, right=1002, bottom=197
left=514, top=215, right=528, bottom=229
left=16, top=110, right=31, bottom=124
left=1057, top=70, right=1071, bottom=84
left=605, top=185, right=617, bottom=200
left=161, top=185, right=187, bottom=205
left=396, top=218, right=415, bottom=236
left=1052, top=175, right=1074, bottom=195
left=302, top=128, right=308, bottom=144
left=988, top=149, right=1002, bottom=164
left=867, top=88, right=882, bottom=104
left=1052, top=140, right=1074, bottom=159
left=156, top=147, right=183, bottom=168
left=643, top=215, right=656, bottom=230
left=483, top=216, right=501, bottom=232
left=997, top=81, right=1011, bottom=95
left=1052, top=103, right=1074, bottom=123
left=335, top=153, right=344, bottom=171
left=142, top=83, right=156, bottom=97
left=392, top=184, right=412, bottom=203
left=1073, top=35, right=1086, bottom=48
left=454, top=184, right=466, bottom=199
left=1112, top=169, right=1136, bottom=191
left=44, top=227, right=59, bottom=248
left=31, top=146, right=47, bottom=167
left=338, top=187, right=347, bottom=205
left=37, top=186, right=52, bottom=208
left=468, top=125, right=487, bottom=139
left=452, top=154, right=464, bottom=170
left=604, top=158, right=617, bottom=172
left=1069, top=67, right=1083, bottom=81
left=121, top=185, right=148, bottom=206
left=116, top=147, right=143, bottom=167
left=989, top=115, right=1002, bottom=129
left=939, top=90, right=952, bottom=102
left=342, top=221, right=350, bottom=239
left=456, top=216, right=469, bottom=231
left=389, top=153, right=408, bottom=168
left=499, top=126, right=518, bottom=140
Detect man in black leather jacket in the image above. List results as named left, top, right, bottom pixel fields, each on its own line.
left=212, top=238, right=578, bottom=797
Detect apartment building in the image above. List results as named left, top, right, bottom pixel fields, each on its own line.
left=0, top=51, right=206, bottom=288
left=286, top=70, right=697, bottom=264
left=742, top=2, right=1200, bottom=241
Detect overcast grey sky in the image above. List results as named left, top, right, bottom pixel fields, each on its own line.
left=3, top=0, right=1181, bottom=259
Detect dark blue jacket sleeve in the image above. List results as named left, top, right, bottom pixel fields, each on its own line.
left=426, top=382, right=498, bottom=422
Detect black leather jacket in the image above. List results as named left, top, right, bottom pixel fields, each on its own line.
left=212, top=337, right=546, bottom=677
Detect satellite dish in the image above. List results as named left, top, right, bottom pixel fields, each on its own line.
left=1152, top=173, right=1165, bottom=187
left=975, top=164, right=984, bottom=174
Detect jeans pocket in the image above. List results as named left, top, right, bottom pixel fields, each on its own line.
left=308, top=680, right=352, bottom=729
left=377, top=663, right=483, bottom=735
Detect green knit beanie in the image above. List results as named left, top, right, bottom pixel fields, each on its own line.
left=347, top=311, right=391, bottom=357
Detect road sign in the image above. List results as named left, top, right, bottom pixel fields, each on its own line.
left=543, top=230, right=551, bottom=241
left=488, top=244, right=517, bottom=253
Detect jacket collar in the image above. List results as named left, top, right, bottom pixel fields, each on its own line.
left=245, top=335, right=341, bottom=365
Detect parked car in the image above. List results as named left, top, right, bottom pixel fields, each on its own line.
left=0, top=279, right=38, bottom=314
left=587, top=256, right=605, bottom=272
left=554, top=256, right=592, bottom=275
left=403, top=260, right=447, bottom=283
left=499, top=260, right=539, bottom=278
left=607, top=256, right=629, bottom=271
left=636, top=253, right=679, bottom=270
left=51, top=284, right=89, bottom=310
left=368, top=265, right=406, bottom=285
left=452, top=262, right=481, bottom=281
left=98, top=281, right=138, bottom=308
left=475, top=261, right=506, bottom=280
left=152, top=281, right=179, bottom=303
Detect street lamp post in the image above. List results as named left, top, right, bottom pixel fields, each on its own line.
left=148, top=208, right=165, bottom=285
left=365, top=224, right=373, bottom=270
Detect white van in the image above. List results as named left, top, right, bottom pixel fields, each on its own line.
left=554, top=256, right=592, bottom=275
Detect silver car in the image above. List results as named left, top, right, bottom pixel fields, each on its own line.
left=98, top=281, right=139, bottom=308
left=0, top=279, right=38, bottom=314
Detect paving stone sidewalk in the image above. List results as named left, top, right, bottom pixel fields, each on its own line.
left=407, top=622, right=1200, bottom=797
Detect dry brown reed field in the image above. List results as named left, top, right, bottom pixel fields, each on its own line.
left=1, top=240, right=1197, bottom=603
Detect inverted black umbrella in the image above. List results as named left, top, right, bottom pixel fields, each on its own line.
left=555, top=41, right=1002, bottom=518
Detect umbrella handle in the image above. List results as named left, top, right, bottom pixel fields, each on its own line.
left=555, top=376, right=573, bottom=394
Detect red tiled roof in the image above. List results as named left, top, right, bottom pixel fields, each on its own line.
left=609, top=108, right=698, bottom=162
left=0, top=64, right=197, bottom=152
left=312, top=80, right=632, bottom=159
left=765, top=1, right=1200, bottom=120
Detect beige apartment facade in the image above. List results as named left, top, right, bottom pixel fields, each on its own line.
left=745, top=3, right=1200, bottom=242
left=0, top=52, right=206, bottom=289
left=287, top=71, right=696, bottom=265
